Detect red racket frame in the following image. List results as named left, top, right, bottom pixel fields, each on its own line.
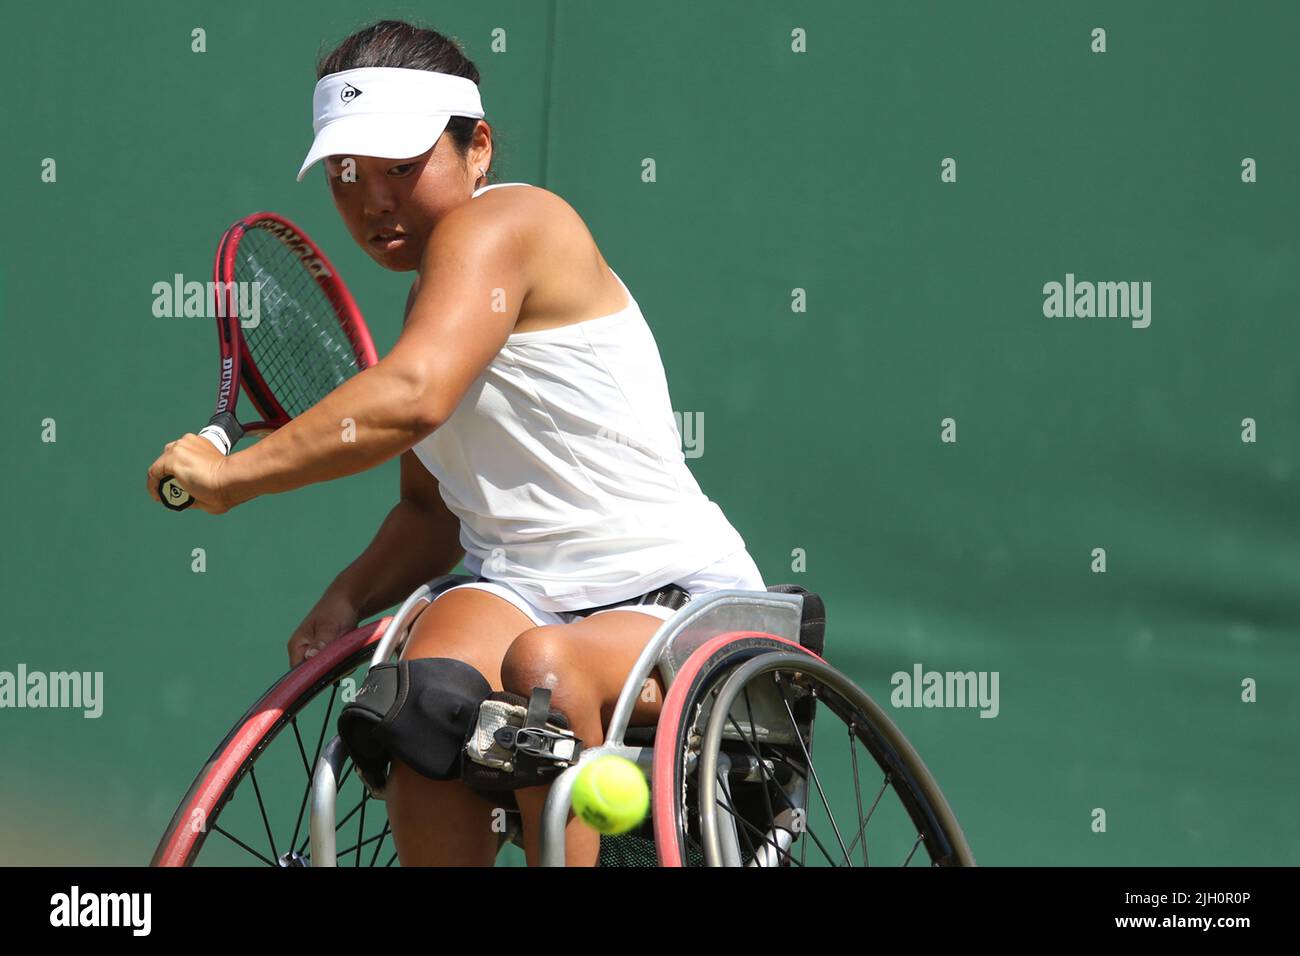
left=210, top=211, right=379, bottom=432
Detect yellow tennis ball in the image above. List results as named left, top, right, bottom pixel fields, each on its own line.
left=570, top=755, right=650, bottom=835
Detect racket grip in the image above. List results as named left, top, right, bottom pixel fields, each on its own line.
left=158, top=413, right=245, bottom=511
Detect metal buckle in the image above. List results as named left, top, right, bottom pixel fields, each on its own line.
left=493, top=724, right=576, bottom=764
left=643, top=584, right=690, bottom=611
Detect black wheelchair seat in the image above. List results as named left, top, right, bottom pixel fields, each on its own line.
left=763, top=584, right=825, bottom=657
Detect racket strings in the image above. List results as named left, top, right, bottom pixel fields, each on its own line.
left=235, top=229, right=367, bottom=419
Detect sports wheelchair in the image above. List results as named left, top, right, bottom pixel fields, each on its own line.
left=152, top=574, right=975, bottom=867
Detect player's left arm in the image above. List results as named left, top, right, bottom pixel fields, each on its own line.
left=205, top=201, right=533, bottom=508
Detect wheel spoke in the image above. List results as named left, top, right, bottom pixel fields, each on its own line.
left=291, top=715, right=313, bottom=780
left=842, top=772, right=890, bottom=862
left=247, top=764, right=280, bottom=862
left=368, top=822, right=391, bottom=867
left=288, top=717, right=314, bottom=852
left=211, top=824, right=276, bottom=866
left=335, top=824, right=390, bottom=861
left=847, top=721, right=869, bottom=866
left=903, top=831, right=925, bottom=866
left=333, top=793, right=367, bottom=834
left=356, top=792, right=368, bottom=866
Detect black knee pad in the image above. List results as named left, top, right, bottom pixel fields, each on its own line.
left=338, top=658, right=492, bottom=792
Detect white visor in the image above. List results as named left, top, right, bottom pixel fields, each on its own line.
left=297, top=67, right=485, bottom=181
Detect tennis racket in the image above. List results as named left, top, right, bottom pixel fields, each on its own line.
left=158, top=212, right=378, bottom=511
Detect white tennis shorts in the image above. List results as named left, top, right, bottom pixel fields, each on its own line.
left=434, top=548, right=767, bottom=627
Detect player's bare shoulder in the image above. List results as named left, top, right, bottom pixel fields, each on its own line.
left=432, top=184, right=615, bottom=331
left=428, top=184, right=580, bottom=267
left=464, top=183, right=587, bottom=244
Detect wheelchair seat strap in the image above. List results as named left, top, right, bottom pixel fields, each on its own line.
left=568, top=584, right=691, bottom=619
left=524, top=687, right=553, bottom=730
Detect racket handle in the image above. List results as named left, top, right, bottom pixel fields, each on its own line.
left=158, top=413, right=245, bottom=512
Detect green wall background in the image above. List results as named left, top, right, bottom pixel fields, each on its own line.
left=1, top=1, right=1296, bottom=865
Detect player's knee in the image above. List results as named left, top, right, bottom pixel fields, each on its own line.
left=500, top=626, right=587, bottom=704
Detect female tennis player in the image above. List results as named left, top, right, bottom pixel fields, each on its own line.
left=146, top=19, right=765, bottom=867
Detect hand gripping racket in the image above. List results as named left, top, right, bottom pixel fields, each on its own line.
left=158, top=212, right=378, bottom=511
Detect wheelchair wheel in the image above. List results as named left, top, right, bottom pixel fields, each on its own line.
left=151, top=620, right=399, bottom=866
left=653, top=634, right=976, bottom=867
left=652, top=632, right=810, bottom=866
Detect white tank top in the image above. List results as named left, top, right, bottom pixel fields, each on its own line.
left=411, top=182, right=746, bottom=612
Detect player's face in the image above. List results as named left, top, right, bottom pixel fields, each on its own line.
left=323, top=133, right=475, bottom=272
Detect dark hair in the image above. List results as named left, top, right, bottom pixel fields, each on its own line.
left=317, top=20, right=494, bottom=178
